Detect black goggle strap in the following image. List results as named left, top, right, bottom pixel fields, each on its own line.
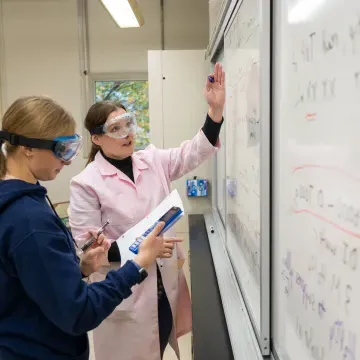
left=0, top=131, right=56, bottom=151
left=89, top=126, right=105, bottom=135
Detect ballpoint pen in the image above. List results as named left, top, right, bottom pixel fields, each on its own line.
left=81, top=220, right=110, bottom=252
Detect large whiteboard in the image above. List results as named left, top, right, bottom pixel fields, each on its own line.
left=273, top=1, right=360, bottom=360
left=223, top=0, right=270, bottom=354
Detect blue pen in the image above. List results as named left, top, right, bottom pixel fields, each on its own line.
left=208, top=75, right=214, bottom=83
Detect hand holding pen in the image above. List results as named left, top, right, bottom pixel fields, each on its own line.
left=80, top=221, right=111, bottom=277
left=81, top=220, right=110, bottom=252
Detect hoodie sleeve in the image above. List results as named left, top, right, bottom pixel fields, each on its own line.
left=11, top=230, right=141, bottom=336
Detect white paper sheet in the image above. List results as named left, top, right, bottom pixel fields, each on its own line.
left=116, top=189, right=184, bottom=265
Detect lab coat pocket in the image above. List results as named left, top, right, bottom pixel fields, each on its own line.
left=90, top=265, right=143, bottom=317
left=159, top=255, right=182, bottom=293
left=110, top=283, right=144, bottom=320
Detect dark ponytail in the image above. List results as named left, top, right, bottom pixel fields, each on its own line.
left=86, top=143, right=100, bottom=166
left=85, top=101, right=126, bottom=165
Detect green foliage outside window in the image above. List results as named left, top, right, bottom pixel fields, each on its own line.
left=95, top=80, right=150, bottom=150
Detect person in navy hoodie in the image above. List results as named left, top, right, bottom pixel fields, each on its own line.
left=0, top=96, right=179, bottom=360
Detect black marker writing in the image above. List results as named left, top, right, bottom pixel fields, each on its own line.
left=342, top=241, right=358, bottom=271
left=323, top=30, right=339, bottom=54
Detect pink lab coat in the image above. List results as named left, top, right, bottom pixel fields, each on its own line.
left=68, top=130, right=219, bottom=360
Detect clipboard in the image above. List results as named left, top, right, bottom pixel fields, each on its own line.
left=116, top=190, right=185, bottom=265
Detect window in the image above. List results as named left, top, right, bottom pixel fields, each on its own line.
left=94, top=79, right=150, bottom=150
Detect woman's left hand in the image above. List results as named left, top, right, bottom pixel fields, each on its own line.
left=158, top=237, right=183, bottom=259
left=80, top=231, right=111, bottom=277
left=205, top=62, right=226, bottom=123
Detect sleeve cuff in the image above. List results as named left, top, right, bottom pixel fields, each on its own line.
left=202, top=113, right=224, bottom=146
left=118, top=260, right=141, bottom=286
left=207, top=112, right=224, bottom=125
left=130, top=260, right=141, bottom=270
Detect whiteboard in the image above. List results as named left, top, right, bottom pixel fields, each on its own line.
left=273, top=1, right=360, bottom=360
left=224, top=0, right=270, bottom=354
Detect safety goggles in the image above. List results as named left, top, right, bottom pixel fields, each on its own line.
left=90, top=112, right=137, bottom=139
left=0, top=131, right=82, bottom=162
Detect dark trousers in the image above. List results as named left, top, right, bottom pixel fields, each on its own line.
left=157, top=265, right=173, bottom=359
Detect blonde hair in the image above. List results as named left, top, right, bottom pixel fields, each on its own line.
left=0, top=96, right=76, bottom=179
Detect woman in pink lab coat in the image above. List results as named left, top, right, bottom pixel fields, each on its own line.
left=68, top=63, right=225, bottom=360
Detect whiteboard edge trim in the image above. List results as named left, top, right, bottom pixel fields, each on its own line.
left=205, top=212, right=263, bottom=360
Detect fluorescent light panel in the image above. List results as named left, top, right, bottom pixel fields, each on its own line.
left=288, top=0, right=326, bottom=24
left=101, top=0, right=144, bottom=28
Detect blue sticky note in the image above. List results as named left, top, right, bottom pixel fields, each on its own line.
left=187, top=179, right=208, bottom=197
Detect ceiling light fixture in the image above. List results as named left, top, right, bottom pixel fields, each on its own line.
left=100, top=0, right=145, bottom=28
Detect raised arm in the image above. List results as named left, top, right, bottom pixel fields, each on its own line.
left=157, top=63, right=225, bottom=182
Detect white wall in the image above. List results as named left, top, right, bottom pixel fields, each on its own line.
left=163, top=0, right=209, bottom=50
left=0, top=0, right=209, bottom=202
left=88, top=0, right=162, bottom=73
left=0, top=0, right=85, bottom=202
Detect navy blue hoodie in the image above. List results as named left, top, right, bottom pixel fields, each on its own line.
left=0, top=180, right=141, bottom=359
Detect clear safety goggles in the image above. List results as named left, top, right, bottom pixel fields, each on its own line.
left=90, top=112, right=137, bottom=139
left=0, top=131, right=82, bottom=162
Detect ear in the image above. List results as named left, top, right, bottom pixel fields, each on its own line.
left=91, top=134, right=102, bottom=147
left=20, top=146, right=33, bottom=157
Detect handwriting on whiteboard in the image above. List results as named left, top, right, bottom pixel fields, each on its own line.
left=291, top=165, right=360, bottom=237
left=294, top=317, right=356, bottom=360
left=282, top=162, right=360, bottom=359
left=282, top=247, right=357, bottom=360
left=225, top=14, right=259, bottom=53
left=228, top=213, right=260, bottom=283
left=294, top=78, right=336, bottom=108
left=291, top=16, right=360, bottom=121
left=293, top=16, right=360, bottom=68
left=282, top=246, right=354, bottom=316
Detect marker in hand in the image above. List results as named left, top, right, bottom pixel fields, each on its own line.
left=81, top=220, right=110, bottom=252
left=208, top=75, right=214, bottom=83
